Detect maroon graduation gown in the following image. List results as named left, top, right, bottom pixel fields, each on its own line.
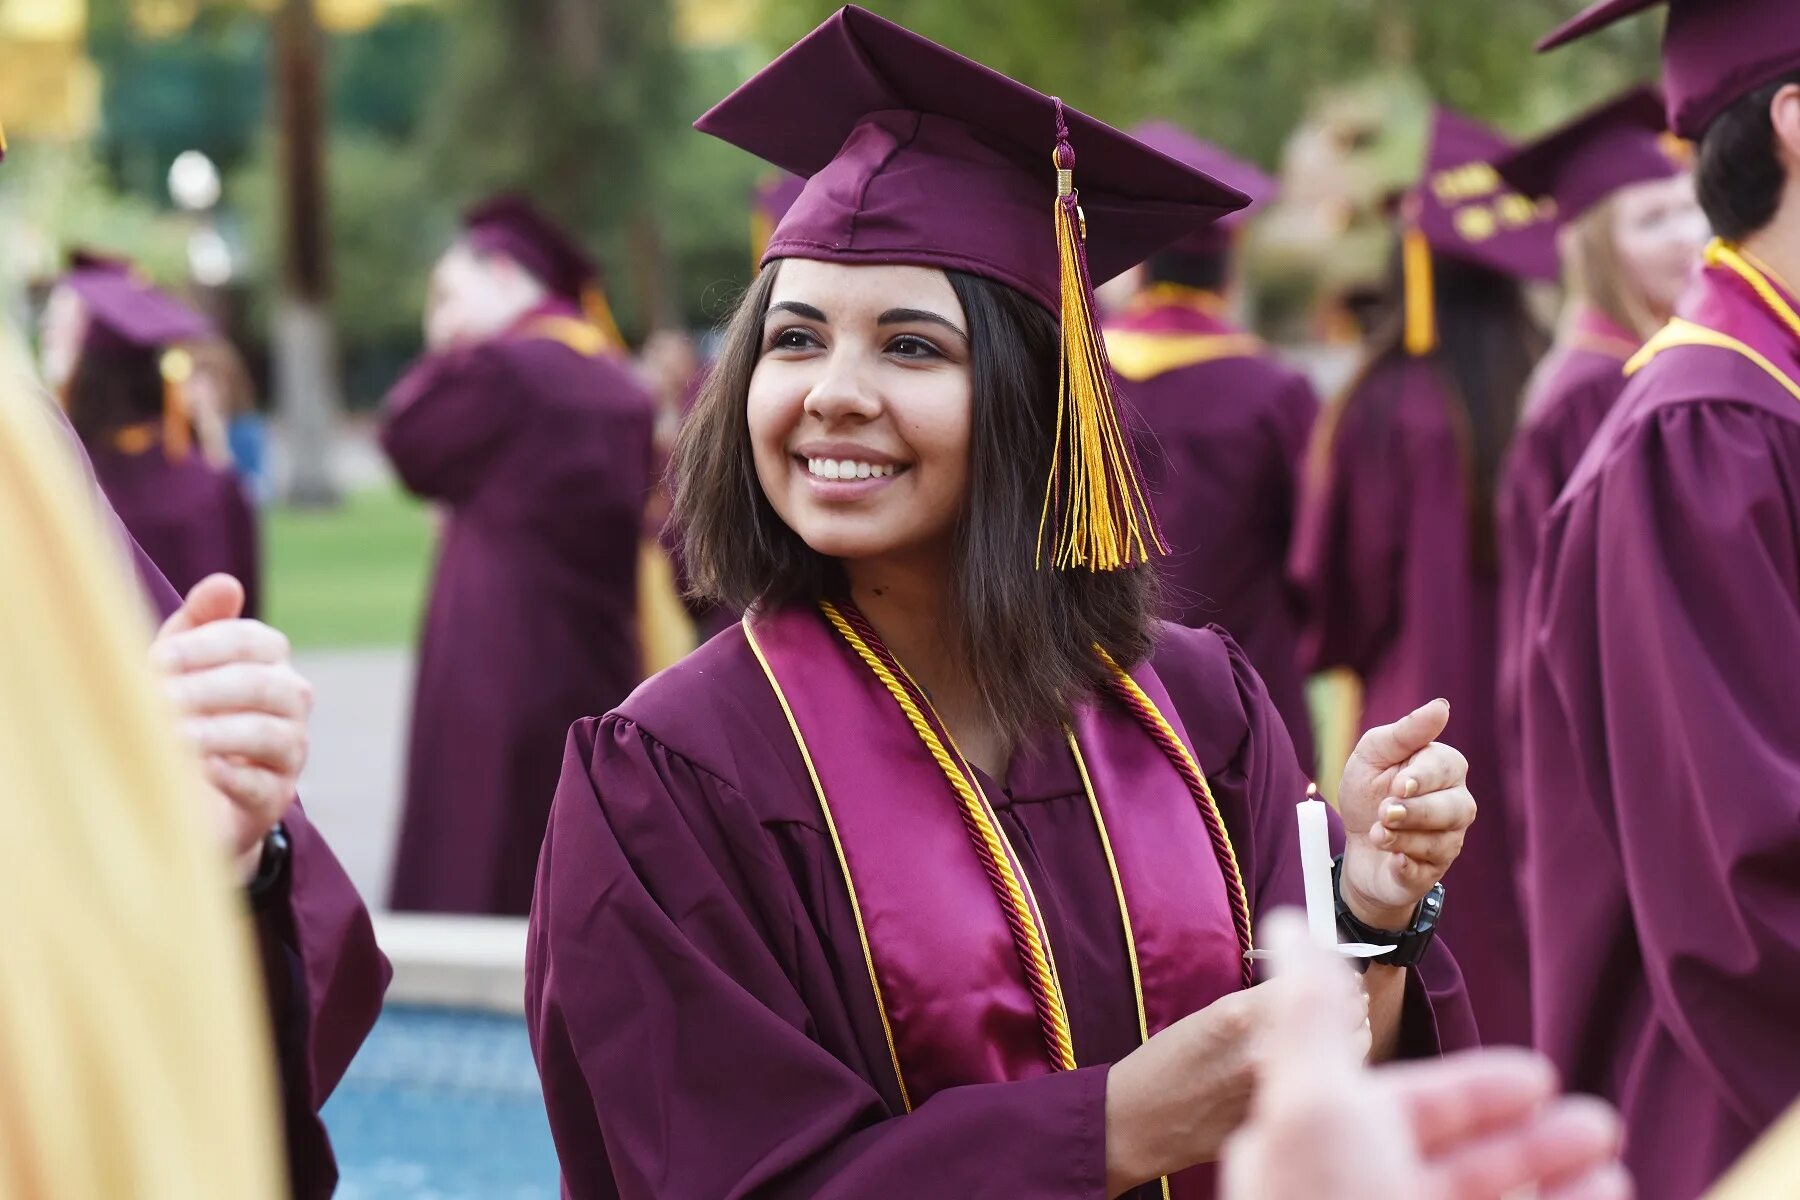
left=1290, top=352, right=1530, bottom=1047
left=1494, top=310, right=1637, bottom=840
left=87, top=430, right=262, bottom=619
left=1108, top=296, right=1321, bottom=771
left=1518, top=259, right=1800, bottom=1200
left=382, top=304, right=657, bottom=916
left=44, top=399, right=389, bottom=1200
left=528, top=618, right=1476, bottom=1200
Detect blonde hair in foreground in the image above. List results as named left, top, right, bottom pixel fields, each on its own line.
left=0, top=343, right=283, bottom=1199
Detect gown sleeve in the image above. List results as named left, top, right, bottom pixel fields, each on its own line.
left=253, top=805, right=391, bottom=1199
left=528, top=716, right=1112, bottom=1200
left=379, top=344, right=520, bottom=504
left=1532, top=401, right=1800, bottom=1128
left=1168, top=625, right=1478, bottom=1057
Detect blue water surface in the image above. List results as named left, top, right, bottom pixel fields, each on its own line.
left=323, top=1004, right=559, bottom=1199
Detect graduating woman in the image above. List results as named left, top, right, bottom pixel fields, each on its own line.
left=1291, top=109, right=1558, bottom=1048
left=40, top=256, right=261, bottom=618
left=530, top=10, right=1485, bottom=1198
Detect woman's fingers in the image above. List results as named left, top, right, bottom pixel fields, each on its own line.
left=1541, top=1163, right=1634, bottom=1200
left=1388, top=742, right=1470, bottom=803
left=204, top=760, right=297, bottom=853
left=183, top=713, right=308, bottom=776
left=1424, top=1095, right=1624, bottom=1199
left=1379, top=785, right=1477, bottom=833
left=1352, top=698, right=1451, bottom=773
left=1370, top=826, right=1467, bottom=868
left=151, top=619, right=291, bottom=673
left=165, top=661, right=314, bottom=719
left=1384, top=1048, right=1560, bottom=1153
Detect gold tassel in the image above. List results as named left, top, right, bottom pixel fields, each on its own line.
left=1402, top=226, right=1436, bottom=357
left=1036, top=106, right=1166, bottom=573
left=580, top=284, right=627, bottom=353
left=159, top=348, right=194, bottom=462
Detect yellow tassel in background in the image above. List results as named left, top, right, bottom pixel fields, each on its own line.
left=580, top=284, right=628, bottom=354
left=159, top=346, right=194, bottom=461
left=1403, top=226, right=1437, bottom=358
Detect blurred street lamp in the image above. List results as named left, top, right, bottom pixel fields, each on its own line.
left=188, top=226, right=234, bottom=287
left=168, top=149, right=222, bottom=212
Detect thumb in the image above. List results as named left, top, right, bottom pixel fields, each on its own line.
left=157, top=573, right=246, bottom=638
left=1352, top=697, right=1449, bottom=771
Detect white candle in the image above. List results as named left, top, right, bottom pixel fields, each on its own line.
left=1296, top=798, right=1336, bottom=947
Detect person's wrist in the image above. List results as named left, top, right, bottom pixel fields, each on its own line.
left=1338, top=846, right=1418, bottom=931
left=1105, top=1051, right=1172, bottom=1196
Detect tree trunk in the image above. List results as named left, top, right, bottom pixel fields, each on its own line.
left=272, top=0, right=343, bottom=507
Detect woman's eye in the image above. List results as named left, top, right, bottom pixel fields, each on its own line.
left=887, top=334, right=941, bottom=359
left=768, top=327, right=820, bottom=352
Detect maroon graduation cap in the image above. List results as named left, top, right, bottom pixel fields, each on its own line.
left=1495, top=86, right=1686, bottom=222
left=1399, top=108, right=1559, bottom=355
left=463, top=193, right=625, bottom=348
left=1539, top=0, right=1800, bottom=140
left=1128, top=121, right=1276, bottom=257
left=63, top=258, right=213, bottom=360
left=696, top=5, right=1247, bottom=571
left=59, top=255, right=215, bottom=459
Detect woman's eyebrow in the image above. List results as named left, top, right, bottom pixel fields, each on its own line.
left=767, top=300, right=828, bottom=322
left=878, top=308, right=967, bottom=339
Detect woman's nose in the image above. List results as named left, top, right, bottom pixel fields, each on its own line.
left=803, top=350, right=883, bottom=424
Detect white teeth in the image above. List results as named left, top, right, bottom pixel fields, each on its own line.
left=806, top=458, right=898, bottom=480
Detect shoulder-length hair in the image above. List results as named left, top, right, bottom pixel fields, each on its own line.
left=672, top=261, right=1160, bottom=740
left=1564, top=196, right=1663, bottom=340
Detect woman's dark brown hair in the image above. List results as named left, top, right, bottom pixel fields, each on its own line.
left=63, top=349, right=164, bottom=447
left=673, top=261, right=1160, bottom=739
left=1352, top=250, right=1549, bottom=572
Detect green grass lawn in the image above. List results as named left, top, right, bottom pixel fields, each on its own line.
left=265, top=485, right=434, bottom=650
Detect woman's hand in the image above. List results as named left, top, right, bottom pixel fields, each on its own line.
left=1223, top=912, right=1629, bottom=1200
left=151, top=574, right=313, bottom=876
left=1104, top=971, right=1371, bottom=1196
left=1336, top=698, right=1476, bottom=930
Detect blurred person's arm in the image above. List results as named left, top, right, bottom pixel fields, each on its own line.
left=379, top=342, right=520, bottom=504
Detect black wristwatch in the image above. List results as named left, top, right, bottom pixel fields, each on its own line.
left=1332, top=854, right=1444, bottom=969
left=246, top=822, right=291, bottom=908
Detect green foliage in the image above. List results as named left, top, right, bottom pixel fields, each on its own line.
left=754, top=0, right=1215, bottom=121
left=86, top=1, right=270, bottom=197
left=0, top=145, right=191, bottom=297
left=657, top=42, right=772, bottom=326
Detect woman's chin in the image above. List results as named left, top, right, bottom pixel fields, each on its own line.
left=790, top=515, right=937, bottom=567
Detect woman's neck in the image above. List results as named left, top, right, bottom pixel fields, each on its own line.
left=847, top=556, right=1013, bottom=779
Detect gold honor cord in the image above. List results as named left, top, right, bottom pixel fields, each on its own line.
left=1095, top=647, right=1256, bottom=978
